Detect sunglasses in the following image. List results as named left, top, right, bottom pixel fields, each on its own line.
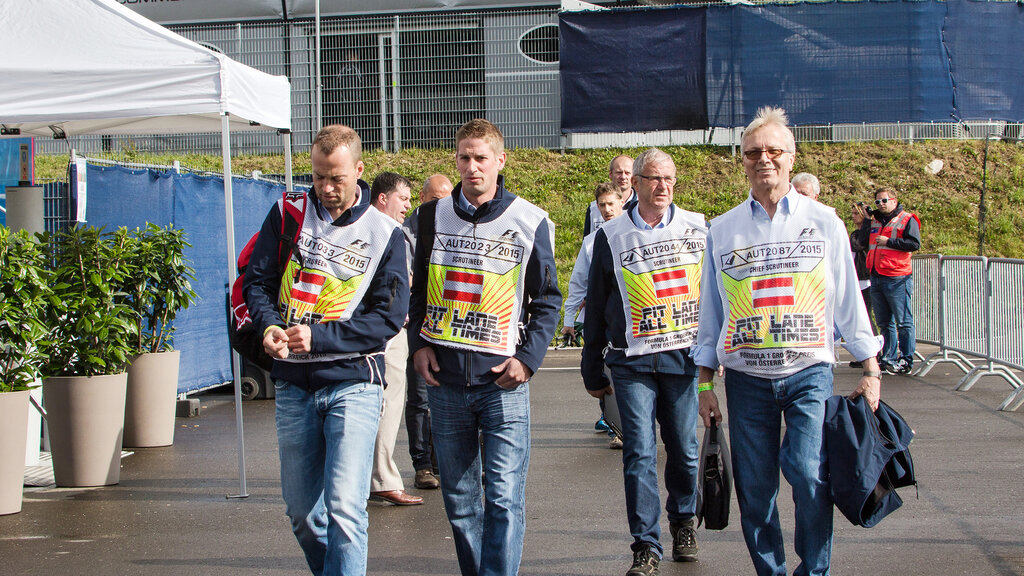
left=742, top=148, right=791, bottom=160
left=875, top=198, right=893, bottom=205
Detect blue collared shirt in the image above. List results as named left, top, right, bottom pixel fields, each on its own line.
left=629, top=203, right=674, bottom=230
left=455, top=188, right=476, bottom=214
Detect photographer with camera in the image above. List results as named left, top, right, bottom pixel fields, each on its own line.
left=847, top=201, right=877, bottom=367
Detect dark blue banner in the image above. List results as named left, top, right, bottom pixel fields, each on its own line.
left=706, top=1, right=953, bottom=126
left=944, top=0, right=1024, bottom=122
left=559, top=7, right=708, bottom=133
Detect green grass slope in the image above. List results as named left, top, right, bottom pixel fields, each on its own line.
left=37, top=139, right=1024, bottom=308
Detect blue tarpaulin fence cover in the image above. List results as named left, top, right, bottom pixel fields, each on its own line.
left=560, top=0, right=1024, bottom=132
left=82, top=164, right=296, bottom=394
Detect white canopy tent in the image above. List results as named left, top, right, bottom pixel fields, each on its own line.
left=0, top=0, right=293, bottom=497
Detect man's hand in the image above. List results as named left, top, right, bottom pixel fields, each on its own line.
left=587, top=385, right=612, bottom=399
left=849, top=357, right=882, bottom=411
left=263, top=326, right=290, bottom=359
left=699, top=390, right=723, bottom=428
left=413, top=347, right=441, bottom=386
left=560, top=326, right=576, bottom=337
left=492, top=357, right=533, bottom=390
left=284, top=324, right=312, bottom=355
left=877, top=235, right=890, bottom=247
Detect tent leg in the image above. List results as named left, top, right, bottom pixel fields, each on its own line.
left=282, top=130, right=293, bottom=191
left=223, top=113, right=249, bottom=500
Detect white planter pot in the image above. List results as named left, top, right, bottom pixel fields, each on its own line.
left=123, top=351, right=180, bottom=448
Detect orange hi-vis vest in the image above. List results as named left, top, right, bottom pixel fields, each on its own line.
left=866, top=210, right=916, bottom=276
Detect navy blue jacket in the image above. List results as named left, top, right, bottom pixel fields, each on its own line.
left=824, top=395, right=916, bottom=528
left=581, top=217, right=697, bottom=391
left=243, top=183, right=409, bottom=391
left=407, top=177, right=561, bottom=385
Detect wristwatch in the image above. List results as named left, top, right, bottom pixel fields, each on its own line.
left=862, top=370, right=882, bottom=378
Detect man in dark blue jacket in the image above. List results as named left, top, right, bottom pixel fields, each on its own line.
left=582, top=148, right=707, bottom=576
left=244, top=125, right=409, bottom=576
left=408, top=118, right=560, bottom=576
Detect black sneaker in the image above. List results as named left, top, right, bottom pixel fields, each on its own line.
left=669, top=520, right=698, bottom=562
left=894, top=359, right=912, bottom=375
left=880, top=361, right=899, bottom=375
left=626, top=544, right=661, bottom=576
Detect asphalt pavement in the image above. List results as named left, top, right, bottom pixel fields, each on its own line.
left=2, top=344, right=1023, bottom=576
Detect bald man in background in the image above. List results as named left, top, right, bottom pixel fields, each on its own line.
left=403, top=173, right=454, bottom=489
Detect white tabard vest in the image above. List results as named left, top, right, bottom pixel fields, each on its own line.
left=587, top=199, right=605, bottom=233
left=420, top=195, right=548, bottom=356
left=277, top=200, right=398, bottom=363
left=603, top=206, right=707, bottom=356
left=712, top=217, right=832, bottom=377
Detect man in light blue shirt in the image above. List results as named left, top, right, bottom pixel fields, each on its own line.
left=693, top=107, right=881, bottom=576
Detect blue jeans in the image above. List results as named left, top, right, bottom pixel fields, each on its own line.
left=724, top=363, right=834, bottom=576
left=275, top=380, right=383, bottom=576
left=428, top=381, right=531, bottom=576
left=870, top=274, right=916, bottom=366
left=609, top=367, right=699, bottom=556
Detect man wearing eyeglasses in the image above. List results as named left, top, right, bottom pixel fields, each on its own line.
left=693, top=107, right=881, bottom=576
left=861, top=188, right=921, bottom=375
left=583, top=148, right=707, bottom=576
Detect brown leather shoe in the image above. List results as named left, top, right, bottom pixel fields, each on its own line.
left=369, top=490, right=423, bottom=506
left=414, top=469, right=440, bottom=490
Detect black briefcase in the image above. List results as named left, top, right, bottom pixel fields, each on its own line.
left=696, top=421, right=733, bottom=530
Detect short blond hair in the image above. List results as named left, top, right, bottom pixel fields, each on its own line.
left=455, top=118, right=504, bottom=156
left=741, top=106, right=795, bottom=152
left=313, top=124, right=362, bottom=161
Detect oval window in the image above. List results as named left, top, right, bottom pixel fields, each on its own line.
left=519, top=24, right=559, bottom=64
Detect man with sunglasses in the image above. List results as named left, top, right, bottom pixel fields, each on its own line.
left=693, top=107, right=881, bottom=576
left=583, top=148, right=707, bottom=575
left=861, top=188, right=921, bottom=375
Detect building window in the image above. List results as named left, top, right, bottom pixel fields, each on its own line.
left=519, top=24, right=558, bottom=64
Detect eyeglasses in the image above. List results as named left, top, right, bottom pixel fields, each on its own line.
left=875, top=198, right=893, bottom=205
left=742, top=148, right=791, bottom=160
left=637, top=174, right=676, bottom=185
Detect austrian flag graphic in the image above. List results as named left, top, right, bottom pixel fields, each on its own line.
left=292, top=270, right=327, bottom=304
left=751, top=276, right=795, bottom=308
left=652, top=268, right=689, bottom=299
left=443, top=270, right=484, bottom=304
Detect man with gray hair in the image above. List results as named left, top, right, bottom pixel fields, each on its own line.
left=693, top=107, right=881, bottom=576
left=791, top=172, right=820, bottom=200
left=583, top=148, right=707, bottom=575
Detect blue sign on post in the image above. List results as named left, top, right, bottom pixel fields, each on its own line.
left=0, top=138, right=35, bottom=227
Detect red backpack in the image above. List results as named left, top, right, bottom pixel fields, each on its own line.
left=229, top=190, right=306, bottom=370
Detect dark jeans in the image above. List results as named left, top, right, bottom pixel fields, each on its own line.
left=405, top=360, right=434, bottom=471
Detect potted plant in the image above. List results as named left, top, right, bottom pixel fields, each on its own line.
left=121, top=224, right=197, bottom=448
left=40, top=225, right=138, bottom=487
left=0, top=227, right=51, bottom=514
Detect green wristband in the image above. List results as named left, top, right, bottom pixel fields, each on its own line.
left=697, top=381, right=715, bottom=392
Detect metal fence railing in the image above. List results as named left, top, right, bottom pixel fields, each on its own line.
left=914, top=255, right=1024, bottom=411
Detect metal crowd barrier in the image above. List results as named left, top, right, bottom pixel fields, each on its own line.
left=914, top=255, right=1024, bottom=411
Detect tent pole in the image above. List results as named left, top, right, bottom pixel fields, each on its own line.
left=223, top=113, right=249, bottom=499
left=282, top=130, right=294, bottom=191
